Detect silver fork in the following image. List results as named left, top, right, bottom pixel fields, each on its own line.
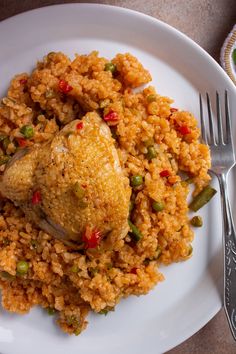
left=200, top=91, right=236, bottom=340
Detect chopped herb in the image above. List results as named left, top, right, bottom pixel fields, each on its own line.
left=104, top=62, right=117, bottom=74
left=0, top=155, right=10, bottom=166
left=146, top=146, right=157, bottom=160
left=47, top=307, right=56, bottom=315
left=20, top=125, right=34, bottom=139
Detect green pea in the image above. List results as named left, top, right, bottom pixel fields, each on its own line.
left=190, top=215, right=203, bottom=227
left=152, top=201, right=165, bottom=212
left=146, top=94, right=157, bottom=103
left=128, top=220, right=143, bottom=242
left=20, top=125, right=34, bottom=139
left=130, top=175, right=143, bottom=187
left=16, top=260, right=29, bottom=275
left=146, top=146, right=157, bottom=160
left=104, top=62, right=117, bottom=74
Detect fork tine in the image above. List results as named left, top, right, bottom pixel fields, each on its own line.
left=216, top=91, right=224, bottom=145
left=199, top=94, right=207, bottom=143
left=225, top=90, right=232, bottom=145
left=206, top=93, right=216, bottom=144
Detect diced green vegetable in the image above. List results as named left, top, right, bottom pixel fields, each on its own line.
left=71, top=264, right=79, bottom=273
left=2, top=137, right=10, bottom=150
left=190, top=215, right=203, bottom=227
left=45, top=90, right=55, bottom=98
left=0, top=155, right=10, bottom=166
left=189, top=185, right=217, bottom=212
left=152, top=201, right=165, bottom=212
left=16, top=260, right=29, bottom=275
left=146, top=94, right=157, bottom=103
left=188, top=245, right=193, bottom=256
left=98, top=306, right=114, bottom=315
left=0, top=271, right=14, bottom=280
left=47, top=307, right=56, bottom=315
left=146, top=146, right=157, bottom=160
left=104, top=62, right=117, bottom=74
left=20, top=125, right=34, bottom=139
left=128, top=220, right=143, bottom=242
left=130, top=175, right=143, bottom=187
left=73, top=182, right=85, bottom=199
left=129, top=200, right=135, bottom=213
left=0, top=134, right=7, bottom=142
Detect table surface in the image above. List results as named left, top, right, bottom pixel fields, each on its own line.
left=0, top=0, right=236, bottom=352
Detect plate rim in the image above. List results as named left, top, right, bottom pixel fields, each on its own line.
left=0, top=3, right=235, bottom=353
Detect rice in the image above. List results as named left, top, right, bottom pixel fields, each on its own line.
left=0, top=51, right=211, bottom=335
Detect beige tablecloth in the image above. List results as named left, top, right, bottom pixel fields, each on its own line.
left=0, top=0, right=236, bottom=352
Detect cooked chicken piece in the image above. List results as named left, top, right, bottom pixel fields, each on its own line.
left=0, top=112, right=131, bottom=249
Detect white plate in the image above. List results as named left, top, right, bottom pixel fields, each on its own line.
left=0, top=4, right=236, bottom=354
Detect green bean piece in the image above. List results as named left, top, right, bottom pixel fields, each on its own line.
left=0, top=155, right=10, bottom=166
left=130, top=175, right=143, bottom=187
left=20, top=125, right=34, bottom=139
left=146, top=94, right=157, bottom=103
left=128, top=220, right=143, bottom=242
left=146, top=146, right=157, bottom=160
left=152, top=201, right=165, bottom=212
left=104, top=62, right=117, bottom=74
left=233, top=48, right=236, bottom=65
left=129, top=200, right=135, bottom=213
left=16, top=260, right=29, bottom=275
left=190, top=216, right=203, bottom=227
left=189, top=185, right=217, bottom=212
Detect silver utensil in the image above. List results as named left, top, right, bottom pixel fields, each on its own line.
left=200, top=91, right=236, bottom=340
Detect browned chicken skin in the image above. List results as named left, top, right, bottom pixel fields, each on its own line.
left=0, top=112, right=131, bottom=249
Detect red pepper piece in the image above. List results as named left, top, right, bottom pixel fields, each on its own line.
left=170, top=108, right=178, bottom=113
left=103, top=111, right=119, bottom=122
left=32, top=191, right=41, bottom=205
left=19, top=79, right=27, bottom=85
left=82, top=228, right=102, bottom=249
left=179, top=125, right=191, bottom=135
left=16, top=138, right=28, bottom=147
left=76, top=122, right=83, bottom=130
left=58, top=79, right=73, bottom=94
left=130, top=267, right=137, bottom=274
left=160, top=170, right=170, bottom=178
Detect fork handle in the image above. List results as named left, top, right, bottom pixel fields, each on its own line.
left=218, top=172, right=236, bottom=340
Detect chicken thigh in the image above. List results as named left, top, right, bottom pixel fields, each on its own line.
left=0, top=112, right=131, bottom=249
